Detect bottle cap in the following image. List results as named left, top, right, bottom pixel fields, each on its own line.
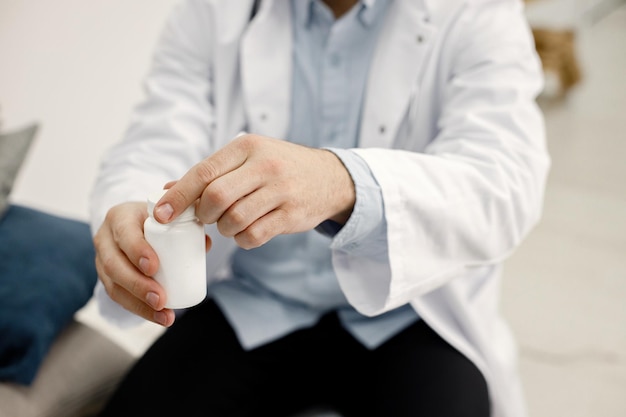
left=147, top=189, right=197, bottom=221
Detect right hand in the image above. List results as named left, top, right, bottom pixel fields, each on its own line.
left=93, top=201, right=177, bottom=327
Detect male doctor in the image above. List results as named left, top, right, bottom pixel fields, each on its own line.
left=91, top=0, right=550, bottom=416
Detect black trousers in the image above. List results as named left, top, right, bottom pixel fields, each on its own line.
left=97, top=299, right=490, bottom=417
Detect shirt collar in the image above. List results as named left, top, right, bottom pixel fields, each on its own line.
left=359, top=0, right=379, bottom=27
left=295, top=0, right=380, bottom=29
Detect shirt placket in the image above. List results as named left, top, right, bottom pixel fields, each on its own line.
left=317, top=13, right=351, bottom=148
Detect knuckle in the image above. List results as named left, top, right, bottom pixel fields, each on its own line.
left=103, top=207, right=117, bottom=224
left=216, top=221, right=231, bottom=237
left=92, top=234, right=103, bottom=252
left=263, top=157, right=286, bottom=177
left=204, top=184, right=230, bottom=209
left=111, top=224, right=126, bottom=244
left=226, top=205, right=247, bottom=229
left=195, top=210, right=213, bottom=225
left=99, top=253, right=117, bottom=277
left=216, top=203, right=248, bottom=237
left=195, top=160, right=221, bottom=184
left=239, top=224, right=270, bottom=249
left=236, top=133, right=260, bottom=150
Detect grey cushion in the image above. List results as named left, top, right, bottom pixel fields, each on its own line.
left=0, top=320, right=135, bottom=417
left=0, top=123, right=38, bottom=219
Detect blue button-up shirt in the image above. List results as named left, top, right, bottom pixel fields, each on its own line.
left=209, top=0, right=418, bottom=350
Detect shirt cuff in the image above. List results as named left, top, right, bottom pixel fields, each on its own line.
left=319, top=148, right=387, bottom=259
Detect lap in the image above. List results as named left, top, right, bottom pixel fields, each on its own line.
left=97, top=299, right=489, bottom=417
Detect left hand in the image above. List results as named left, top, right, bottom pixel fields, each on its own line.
left=154, top=133, right=356, bottom=249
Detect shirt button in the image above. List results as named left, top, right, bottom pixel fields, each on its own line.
left=329, top=54, right=341, bottom=66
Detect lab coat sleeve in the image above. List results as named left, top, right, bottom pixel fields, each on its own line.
left=89, top=0, right=217, bottom=234
left=89, top=0, right=223, bottom=327
left=335, top=1, right=551, bottom=316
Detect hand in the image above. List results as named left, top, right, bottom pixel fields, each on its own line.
left=154, top=133, right=356, bottom=249
left=93, top=202, right=180, bottom=327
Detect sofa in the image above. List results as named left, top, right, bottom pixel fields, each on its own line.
left=0, top=122, right=137, bottom=417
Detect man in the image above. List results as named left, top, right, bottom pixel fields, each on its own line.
left=91, top=0, right=549, bottom=416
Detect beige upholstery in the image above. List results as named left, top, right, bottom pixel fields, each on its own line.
left=0, top=320, right=135, bottom=417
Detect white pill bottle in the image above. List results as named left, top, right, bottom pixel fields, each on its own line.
left=144, top=190, right=207, bottom=309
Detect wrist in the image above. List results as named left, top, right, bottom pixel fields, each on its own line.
left=321, top=149, right=355, bottom=225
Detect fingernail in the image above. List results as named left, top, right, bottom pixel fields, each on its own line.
left=146, top=292, right=160, bottom=309
left=139, top=257, right=150, bottom=274
left=154, top=311, right=169, bottom=327
left=155, top=203, right=173, bottom=221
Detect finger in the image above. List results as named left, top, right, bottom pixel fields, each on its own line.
left=215, top=185, right=282, bottom=237
left=96, top=204, right=167, bottom=309
left=110, top=205, right=160, bottom=277
left=97, top=247, right=163, bottom=303
left=95, top=230, right=167, bottom=311
left=234, top=207, right=291, bottom=249
left=195, top=167, right=262, bottom=225
left=99, top=269, right=175, bottom=327
left=154, top=138, right=250, bottom=223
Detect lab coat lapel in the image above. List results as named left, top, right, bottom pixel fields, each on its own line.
left=240, top=0, right=292, bottom=138
left=359, top=0, right=436, bottom=149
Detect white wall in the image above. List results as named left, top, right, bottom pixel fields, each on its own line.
left=0, top=0, right=179, bottom=221
left=1, top=0, right=181, bottom=355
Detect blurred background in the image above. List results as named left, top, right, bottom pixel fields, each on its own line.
left=1, top=0, right=624, bottom=416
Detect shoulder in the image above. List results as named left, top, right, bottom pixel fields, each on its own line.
left=171, top=0, right=255, bottom=20
left=163, top=0, right=255, bottom=41
left=423, top=0, right=524, bottom=25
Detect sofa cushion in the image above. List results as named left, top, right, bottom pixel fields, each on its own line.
left=0, top=205, right=98, bottom=385
left=0, top=320, right=135, bottom=417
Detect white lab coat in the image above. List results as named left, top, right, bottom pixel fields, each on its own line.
left=90, top=1, right=550, bottom=416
